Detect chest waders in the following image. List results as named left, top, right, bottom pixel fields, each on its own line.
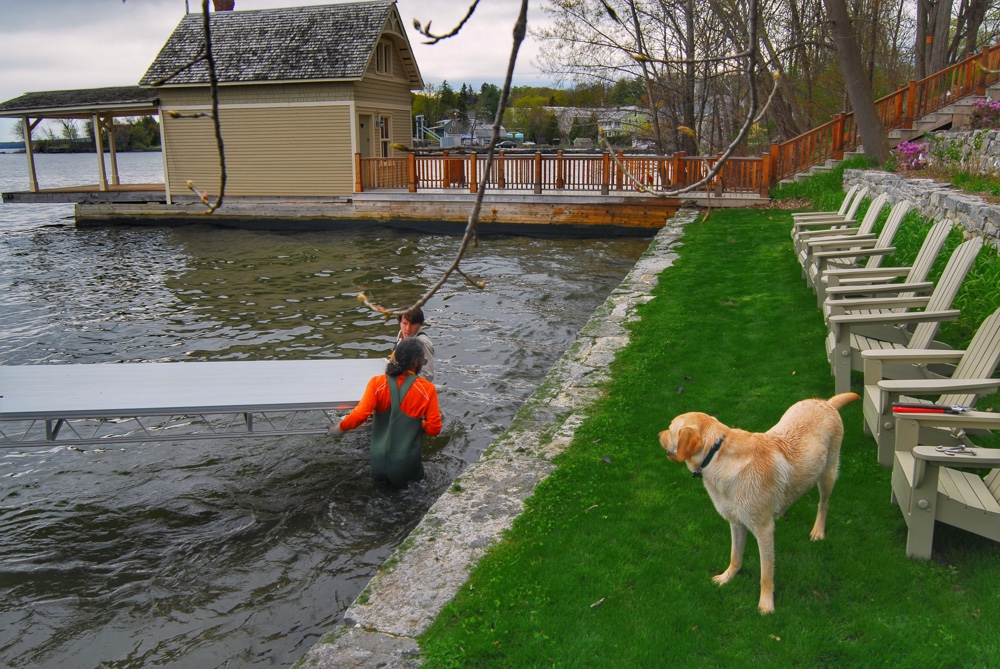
left=370, top=374, right=425, bottom=487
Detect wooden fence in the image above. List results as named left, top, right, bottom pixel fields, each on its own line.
left=356, top=151, right=770, bottom=196
left=357, top=42, right=1000, bottom=196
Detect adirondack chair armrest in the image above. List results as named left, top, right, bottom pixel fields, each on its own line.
left=826, top=266, right=911, bottom=286
left=877, top=377, right=1000, bottom=396
left=911, top=445, right=1000, bottom=467
left=806, top=233, right=878, bottom=249
left=792, top=216, right=851, bottom=230
left=825, top=280, right=933, bottom=298
left=825, top=294, right=933, bottom=313
left=902, top=411, right=1000, bottom=432
left=861, top=348, right=966, bottom=382
left=812, top=243, right=889, bottom=261
left=796, top=227, right=866, bottom=242
left=861, top=348, right=966, bottom=364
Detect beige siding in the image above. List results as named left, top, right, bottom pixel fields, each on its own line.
left=159, top=82, right=354, bottom=107
left=354, top=74, right=414, bottom=153
left=163, top=104, right=354, bottom=198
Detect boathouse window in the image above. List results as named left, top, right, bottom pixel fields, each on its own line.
left=378, top=115, right=391, bottom=157
left=375, top=41, right=392, bottom=75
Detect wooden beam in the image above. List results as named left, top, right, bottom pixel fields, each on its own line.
left=93, top=113, right=108, bottom=192
left=22, top=116, right=39, bottom=193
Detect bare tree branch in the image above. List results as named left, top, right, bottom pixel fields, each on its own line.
left=414, top=0, right=482, bottom=44
left=359, top=0, right=530, bottom=317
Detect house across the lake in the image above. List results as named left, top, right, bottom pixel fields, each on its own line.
left=0, top=0, right=423, bottom=201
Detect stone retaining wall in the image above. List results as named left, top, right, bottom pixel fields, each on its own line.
left=296, top=209, right=700, bottom=669
left=844, top=168, right=1000, bottom=249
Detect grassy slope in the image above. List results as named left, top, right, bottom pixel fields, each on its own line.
left=418, top=207, right=1000, bottom=668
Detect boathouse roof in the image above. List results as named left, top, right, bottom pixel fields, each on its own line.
left=0, top=86, right=158, bottom=118
left=139, top=1, right=422, bottom=89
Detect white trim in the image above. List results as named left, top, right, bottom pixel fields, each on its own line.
left=159, top=100, right=390, bottom=112
left=157, top=104, right=172, bottom=205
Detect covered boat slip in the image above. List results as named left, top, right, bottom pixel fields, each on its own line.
left=0, top=359, right=384, bottom=448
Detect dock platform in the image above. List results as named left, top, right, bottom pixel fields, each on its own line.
left=0, top=359, right=385, bottom=447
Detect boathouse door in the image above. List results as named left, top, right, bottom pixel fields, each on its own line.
left=358, top=114, right=373, bottom=157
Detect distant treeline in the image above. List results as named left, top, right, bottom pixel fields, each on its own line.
left=28, top=116, right=161, bottom=153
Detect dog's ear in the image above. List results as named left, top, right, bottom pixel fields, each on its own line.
left=675, top=426, right=702, bottom=462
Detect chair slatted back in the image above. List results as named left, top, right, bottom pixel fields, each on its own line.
left=908, top=237, right=984, bottom=349
left=940, top=307, right=1000, bottom=408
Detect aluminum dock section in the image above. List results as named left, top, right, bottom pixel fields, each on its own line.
left=0, top=359, right=385, bottom=447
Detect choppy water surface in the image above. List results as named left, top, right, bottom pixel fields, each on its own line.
left=0, top=151, right=649, bottom=667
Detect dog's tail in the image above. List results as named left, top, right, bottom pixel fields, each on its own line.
left=828, top=392, right=861, bottom=410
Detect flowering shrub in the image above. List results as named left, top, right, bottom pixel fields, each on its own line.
left=969, top=98, right=1000, bottom=129
left=894, top=140, right=927, bottom=170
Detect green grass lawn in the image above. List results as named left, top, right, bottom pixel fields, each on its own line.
left=417, top=205, right=1000, bottom=668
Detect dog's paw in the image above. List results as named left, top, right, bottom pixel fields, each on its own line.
left=758, top=597, right=775, bottom=615
left=712, top=568, right=739, bottom=586
left=809, top=528, right=826, bottom=541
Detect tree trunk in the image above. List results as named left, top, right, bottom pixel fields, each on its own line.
left=822, top=0, right=892, bottom=163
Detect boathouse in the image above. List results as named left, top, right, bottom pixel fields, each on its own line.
left=142, top=0, right=423, bottom=200
left=0, top=1, right=423, bottom=202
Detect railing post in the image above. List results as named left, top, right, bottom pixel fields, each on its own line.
left=354, top=152, right=363, bottom=193
left=601, top=152, right=611, bottom=195
left=904, top=80, right=917, bottom=130
left=556, top=150, right=565, bottom=189
left=534, top=151, right=542, bottom=195
left=769, top=143, right=779, bottom=185
left=832, top=113, right=845, bottom=160
left=963, top=51, right=976, bottom=95
left=616, top=151, right=625, bottom=190
left=760, top=152, right=771, bottom=197
left=714, top=152, right=724, bottom=197
left=468, top=152, right=477, bottom=193
left=442, top=151, right=451, bottom=189
left=498, top=151, right=506, bottom=189
left=407, top=152, right=417, bottom=193
left=673, top=151, right=685, bottom=189
left=894, top=84, right=906, bottom=127
left=977, top=45, right=990, bottom=95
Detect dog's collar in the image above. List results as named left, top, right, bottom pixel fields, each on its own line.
left=692, top=436, right=725, bottom=478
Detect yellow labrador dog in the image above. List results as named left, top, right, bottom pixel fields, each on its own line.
left=658, top=392, right=859, bottom=614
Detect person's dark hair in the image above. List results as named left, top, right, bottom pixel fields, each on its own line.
left=386, top=337, right=424, bottom=377
left=397, top=306, right=425, bottom=326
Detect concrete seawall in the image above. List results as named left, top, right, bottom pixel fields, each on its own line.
left=296, top=208, right=699, bottom=668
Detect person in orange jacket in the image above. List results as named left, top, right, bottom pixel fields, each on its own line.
left=328, top=337, right=442, bottom=487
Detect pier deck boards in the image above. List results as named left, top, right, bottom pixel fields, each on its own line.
left=0, top=359, right=384, bottom=447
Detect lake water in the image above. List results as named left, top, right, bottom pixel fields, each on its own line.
left=0, top=151, right=650, bottom=668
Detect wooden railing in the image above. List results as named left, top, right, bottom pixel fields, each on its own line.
left=357, top=43, right=1000, bottom=196
left=357, top=150, right=771, bottom=196
left=774, top=43, right=1000, bottom=182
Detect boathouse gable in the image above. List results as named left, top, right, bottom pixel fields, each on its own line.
left=141, top=1, right=423, bottom=199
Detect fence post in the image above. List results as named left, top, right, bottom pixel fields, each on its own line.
left=617, top=151, right=625, bottom=190
left=354, top=153, right=363, bottom=192
left=894, top=84, right=906, bottom=127
left=673, top=151, right=685, bottom=189
left=977, top=45, right=990, bottom=95
left=556, top=150, right=565, bottom=189
left=769, top=143, right=779, bottom=186
left=832, top=113, right=845, bottom=160
left=714, top=152, right=724, bottom=197
left=442, top=151, right=451, bottom=189
left=468, top=152, right=477, bottom=193
left=601, top=152, right=611, bottom=195
left=534, top=152, right=543, bottom=194
left=760, top=152, right=771, bottom=198
left=407, top=152, right=417, bottom=193
left=904, top=80, right=916, bottom=130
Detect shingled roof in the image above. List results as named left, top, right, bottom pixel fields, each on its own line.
left=0, top=86, right=158, bottom=118
left=140, top=1, right=421, bottom=88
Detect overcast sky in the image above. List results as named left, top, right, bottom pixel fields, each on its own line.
left=0, top=0, right=558, bottom=142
